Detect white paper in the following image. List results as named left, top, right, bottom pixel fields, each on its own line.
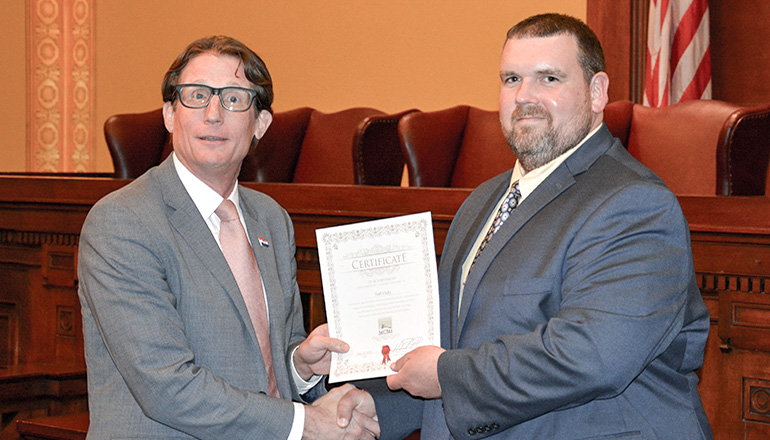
left=316, top=211, right=440, bottom=382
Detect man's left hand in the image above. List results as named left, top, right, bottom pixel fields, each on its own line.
left=294, top=324, right=349, bottom=381
left=386, top=345, right=445, bottom=399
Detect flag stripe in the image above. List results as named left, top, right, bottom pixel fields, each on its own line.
left=679, top=46, right=711, bottom=102
left=644, top=50, right=655, bottom=106
left=654, top=0, right=666, bottom=36
left=644, top=0, right=711, bottom=107
left=670, top=9, right=710, bottom=103
left=669, top=0, right=708, bottom=75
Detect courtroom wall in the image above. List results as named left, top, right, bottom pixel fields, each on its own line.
left=1, top=0, right=586, bottom=173
left=710, top=0, right=770, bottom=106
left=1, top=1, right=27, bottom=172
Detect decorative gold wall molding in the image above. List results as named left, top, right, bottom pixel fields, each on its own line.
left=26, top=0, right=95, bottom=172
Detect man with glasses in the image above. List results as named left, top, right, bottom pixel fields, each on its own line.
left=78, top=36, right=379, bottom=439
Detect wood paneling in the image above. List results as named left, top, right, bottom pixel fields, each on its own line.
left=586, top=0, right=648, bottom=103
left=0, top=364, right=87, bottom=440
left=710, top=0, right=770, bottom=106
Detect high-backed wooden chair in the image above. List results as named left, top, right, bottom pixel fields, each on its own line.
left=399, top=105, right=516, bottom=188
left=104, top=107, right=410, bottom=185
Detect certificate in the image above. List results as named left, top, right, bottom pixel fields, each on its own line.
left=316, top=211, right=440, bottom=382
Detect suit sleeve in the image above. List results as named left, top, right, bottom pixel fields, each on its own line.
left=78, top=197, right=295, bottom=439
left=437, top=182, right=698, bottom=436
left=354, top=378, right=424, bottom=440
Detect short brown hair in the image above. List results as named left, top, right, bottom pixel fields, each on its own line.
left=506, top=13, right=605, bottom=84
left=161, top=35, right=273, bottom=115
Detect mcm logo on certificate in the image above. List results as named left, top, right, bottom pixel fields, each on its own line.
left=316, top=211, right=440, bottom=382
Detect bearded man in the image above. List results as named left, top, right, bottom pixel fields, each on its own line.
left=350, top=13, right=713, bottom=440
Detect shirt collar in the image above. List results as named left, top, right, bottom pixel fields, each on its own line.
left=172, top=152, right=241, bottom=220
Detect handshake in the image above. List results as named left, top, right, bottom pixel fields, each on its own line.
left=305, top=383, right=379, bottom=440
left=295, top=324, right=380, bottom=439
left=297, top=321, right=444, bottom=439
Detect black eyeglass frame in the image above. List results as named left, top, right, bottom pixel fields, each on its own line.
left=174, top=83, right=262, bottom=113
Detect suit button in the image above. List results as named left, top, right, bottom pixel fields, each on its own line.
left=492, top=423, right=499, bottom=430
left=476, top=426, right=484, bottom=434
left=468, top=428, right=476, bottom=436
left=484, top=424, right=492, bottom=432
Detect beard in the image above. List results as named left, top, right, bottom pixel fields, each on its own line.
left=504, top=101, right=593, bottom=172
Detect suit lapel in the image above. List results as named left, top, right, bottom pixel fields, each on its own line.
left=157, top=159, right=264, bottom=355
left=453, top=171, right=574, bottom=345
left=447, top=176, right=510, bottom=345
left=454, top=126, right=615, bottom=344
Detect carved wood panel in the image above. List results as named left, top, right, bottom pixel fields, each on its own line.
left=692, top=228, right=770, bottom=438
left=0, top=302, right=18, bottom=368
left=0, top=233, right=82, bottom=366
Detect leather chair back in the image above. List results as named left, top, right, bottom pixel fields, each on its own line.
left=605, top=100, right=770, bottom=196
left=399, top=105, right=515, bottom=188
left=104, top=109, right=172, bottom=179
left=398, top=100, right=770, bottom=195
left=239, top=107, right=314, bottom=182
left=105, top=107, right=409, bottom=185
left=603, top=100, right=634, bottom=146
left=291, top=108, right=384, bottom=184
left=721, top=106, right=770, bottom=196
left=354, top=109, right=419, bottom=186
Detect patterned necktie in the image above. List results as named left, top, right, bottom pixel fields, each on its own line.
left=216, top=200, right=279, bottom=398
left=470, top=181, right=521, bottom=270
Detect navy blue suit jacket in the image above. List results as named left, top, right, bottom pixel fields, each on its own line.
left=369, top=125, right=713, bottom=439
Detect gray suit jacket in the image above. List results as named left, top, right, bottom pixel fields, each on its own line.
left=370, top=125, right=713, bottom=439
left=78, top=157, right=309, bottom=439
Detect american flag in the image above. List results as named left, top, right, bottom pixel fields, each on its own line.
left=644, top=0, right=711, bottom=107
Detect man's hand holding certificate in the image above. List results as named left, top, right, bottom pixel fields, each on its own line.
left=316, top=212, right=440, bottom=383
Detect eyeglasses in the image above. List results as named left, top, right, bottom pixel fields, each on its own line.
left=175, top=84, right=261, bottom=112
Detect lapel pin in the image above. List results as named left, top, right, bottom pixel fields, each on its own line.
left=258, top=237, right=269, bottom=247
